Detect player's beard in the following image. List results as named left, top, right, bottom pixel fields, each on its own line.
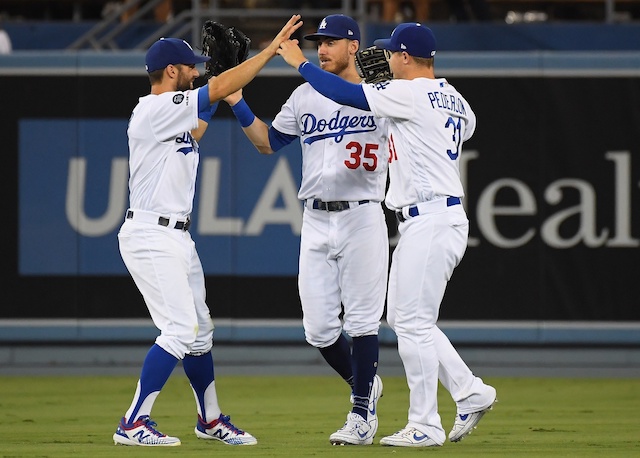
left=321, top=54, right=349, bottom=76
left=176, top=72, right=194, bottom=92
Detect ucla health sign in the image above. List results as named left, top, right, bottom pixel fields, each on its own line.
left=19, top=119, right=303, bottom=276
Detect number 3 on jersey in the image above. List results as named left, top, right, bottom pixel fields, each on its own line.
left=344, top=141, right=379, bottom=171
left=445, top=116, right=462, bottom=160
left=387, top=117, right=462, bottom=165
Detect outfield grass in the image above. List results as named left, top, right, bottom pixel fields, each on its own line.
left=0, top=374, right=638, bottom=457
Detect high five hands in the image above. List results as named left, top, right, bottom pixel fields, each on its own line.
left=277, top=37, right=308, bottom=70
left=268, top=15, right=304, bottom=57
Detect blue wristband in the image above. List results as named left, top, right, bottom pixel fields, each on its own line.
left=230, top=98, right=255, bottom=128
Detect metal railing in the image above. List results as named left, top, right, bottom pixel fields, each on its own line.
left=66, top=0, right=624, bottom=51
left=68, top=0, right=368, bottom=50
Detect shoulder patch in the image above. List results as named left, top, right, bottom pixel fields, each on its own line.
left=173, top=94, right=185, bottom=104
left=374, top=81, right=391, bottom=91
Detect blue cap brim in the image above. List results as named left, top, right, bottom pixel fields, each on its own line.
left=189, top=55, right=211, bottom=64
left=373, top=38, right=395, bottom=51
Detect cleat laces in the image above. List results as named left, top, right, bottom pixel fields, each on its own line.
left=136, top=416, right=165, bottom=437
left=218, top=415, right=244, bottom=435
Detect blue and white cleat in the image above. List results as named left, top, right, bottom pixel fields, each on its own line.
left=449, top=387, right=497, bottom=442
left=329, top=412, right=374, bottom=445
left=379, top=426, right=442, bottom=447
left=195, top=413, right=257, bottom=445
left=113, top=415, right=181, bottom=446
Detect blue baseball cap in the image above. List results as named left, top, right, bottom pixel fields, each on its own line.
left=304, top=14, right=360, bottom=42
left=145, top=37, right=210, bottom=73
left=373, top=23, right=436, bottom=59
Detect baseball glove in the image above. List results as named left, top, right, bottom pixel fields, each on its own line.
left=201, top=21, right=251, bottom=79
left=355, top=46, right=393, bottom=84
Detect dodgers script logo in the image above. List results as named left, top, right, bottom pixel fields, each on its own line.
left=301, top=110, right=378, bottom=144
left=176, top=131, right=198, bottom=155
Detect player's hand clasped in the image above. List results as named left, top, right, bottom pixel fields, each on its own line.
left=277, top=39, right=308, bottom=70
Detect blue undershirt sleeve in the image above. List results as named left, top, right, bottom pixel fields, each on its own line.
left=198, top=102, right=219, bottom=122
left=298, top=62, right=370, bottom=111
left=197, top=85, right=218, bottom=122
left=268, top=126, right=297, bottom=152
left=197, top=85, right=210, bottom=111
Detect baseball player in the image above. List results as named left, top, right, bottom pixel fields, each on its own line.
left=277, top=22, right=497, bottom=446
left=223, top=15, right=387, bottom=446
left=112, top=15, right=303, bottom=447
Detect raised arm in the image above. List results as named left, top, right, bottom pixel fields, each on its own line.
left=207, top=15, right=303, bottom=103
left=277, top=39, right=370, bottom=111
left=224, top=90, right=274, bottom=155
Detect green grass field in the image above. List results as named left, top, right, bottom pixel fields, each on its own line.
left=0, top=375, right=638, bottom=457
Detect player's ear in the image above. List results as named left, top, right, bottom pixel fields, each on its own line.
left=349, top=39, right=360, bottom=55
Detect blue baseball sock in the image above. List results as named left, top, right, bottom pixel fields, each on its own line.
left=126, top=344, right=178, bottom=423
left=183, top=351, right=219, bottom=421
left=319, top=333, right=354, bottom=389
left=351, top=335, right=379, bottom=420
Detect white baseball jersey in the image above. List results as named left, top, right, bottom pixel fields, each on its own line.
left=127, top=88, right=202, bottom=217
left=362, top=78, right=476, bottom=211
left=120, top=85, right=214, bottom=360
left=272, top=82, right=389, bottom=347
left=361, top=77, right=493, bottom=440
left=272, top=82, right=389, bottom=202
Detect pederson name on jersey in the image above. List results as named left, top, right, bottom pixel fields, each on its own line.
left=427, top=91, right=467, bottom=116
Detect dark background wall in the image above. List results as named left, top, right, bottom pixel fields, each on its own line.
left=3, top=68, right=639, bottom=321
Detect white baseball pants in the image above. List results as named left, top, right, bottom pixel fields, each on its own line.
left=298, top=202, right=389, bottom=347
left=118, top=219, right=214, bottom=359
left=386, top=202, right=469, bottom=444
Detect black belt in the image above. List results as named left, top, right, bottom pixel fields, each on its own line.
left=396, top=197, right=461, bottom=223
left=126, top=210, right=191, bottom=231
left=312, top=200, right=370, bottom=212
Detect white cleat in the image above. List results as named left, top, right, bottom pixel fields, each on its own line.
left=195, top=413, right=257, bottom=445
left=333, top=374, right=383, bottom=445
left=366, top=374, right=383, bottom=437
left=379, top=426, right=442, bottom=447
left=449, top=387, right=498, bottom=442
left=113, top=415, right=181, bottom=446
left=330, top=412, right=374, bottom=445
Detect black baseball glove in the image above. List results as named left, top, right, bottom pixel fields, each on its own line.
left=355, top=46, right=393, bottom=84
left=201, top=21, right=251, bottom=79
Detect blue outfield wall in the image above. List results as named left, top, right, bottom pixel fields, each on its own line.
left=18, top=118, right=302, bottom=276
